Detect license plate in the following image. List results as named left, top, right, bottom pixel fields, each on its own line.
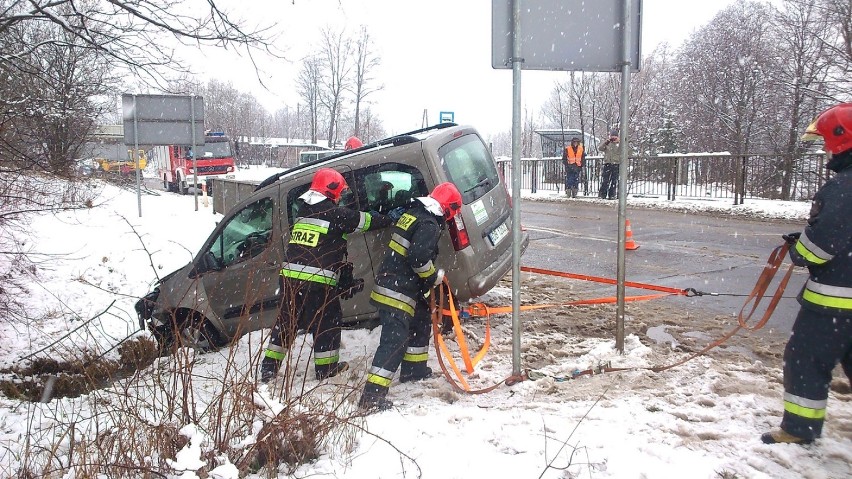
left=488, top=220, right=509, bottom=246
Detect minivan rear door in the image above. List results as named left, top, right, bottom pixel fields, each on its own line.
left=437, top=133, right=513, bottom=293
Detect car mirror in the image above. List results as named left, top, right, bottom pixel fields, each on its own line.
left=190, top=251, right=221, bottom=278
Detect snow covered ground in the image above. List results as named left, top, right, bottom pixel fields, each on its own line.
left=0, top=174, right=848, bottom=478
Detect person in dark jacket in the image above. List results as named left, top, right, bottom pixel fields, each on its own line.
left=562, top=137, right=585, bottom=198
left=260, top=168, right=392, bottom=384
left=598, top=130, right=621, bottom=200
left=358, top=182, right=463, bottom=411
left=762, top=103, right=852, bottom=445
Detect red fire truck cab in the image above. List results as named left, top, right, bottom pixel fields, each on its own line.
left=153, top=132, right=237, bottom=194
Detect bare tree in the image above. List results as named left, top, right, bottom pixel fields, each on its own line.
left=0, top=0, right=277, bottom=87
left=672, top=1, right=778, bottom=155
left=0, top=18, right=117, bottom=174
left=767, top=0, right=836, bottom=198
left=317, top=27, right=353, bottom=148
left=812, top=0, right=852, bottom=99
left=351, top=26, right=383, bottom=139
left=296, top=55, right=323, bottom=144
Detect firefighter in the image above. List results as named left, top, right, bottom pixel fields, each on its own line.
left=762, top=103, right=852, bottom=445
left=358, top=182, right=463, bottom=411
left=260, top=168, right=392, bottom=384
left=344, top=136, right=363, bottom=150
left=562, top=136, right=585, bottom=198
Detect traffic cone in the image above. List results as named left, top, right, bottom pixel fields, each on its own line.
left=625, top=219, right=639, bottom=250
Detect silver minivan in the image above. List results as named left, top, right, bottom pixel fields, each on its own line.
left=136, top=123, right=529, bottom=349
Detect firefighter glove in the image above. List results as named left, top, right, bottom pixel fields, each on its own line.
left=782, top=232, right=801, bottom=245
left=433, top=269, right=445, bottom=287
left=389, top=206, right=407, bottom=222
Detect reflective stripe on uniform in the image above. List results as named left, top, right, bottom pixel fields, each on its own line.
left=413, top=259, right=436, bottom=279
left=294, top=217, right=331, bottom=231
left=784, top=392, right=827, bottom=420
left=280, top=262, right=339, bottom=286
left=370, top=286, right=416, bottom=316
left=357, top=211, right=372, bottom=231
left=314, top=349, right=340, bottom=366
left=795, top=233, right=832, bottom=265
left=264, top=348, right=286, bottom=360
left=367, top=365, right=395, bottom=387
left=290, top=218, right=330, bottom=247
left=801, top=279, right=852, bottom=310
left=389, top=233, right=410, bottom=256
left=403, top=345, right=429, bottom=363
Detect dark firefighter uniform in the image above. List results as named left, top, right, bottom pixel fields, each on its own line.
left=361, top=198, right=444, bottom=407
left=779, top=151, right=852, bottom=442
left=263, top=189, right=391, bottom=380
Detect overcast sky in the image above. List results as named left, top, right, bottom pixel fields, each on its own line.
left=192, top=0, right=737, bottom=138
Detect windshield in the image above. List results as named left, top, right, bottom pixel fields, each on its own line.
left=197, top=141, right=232, bottom=159
left=438, top=134, right=499, bottom=204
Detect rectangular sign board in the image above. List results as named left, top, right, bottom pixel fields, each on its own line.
left=122, top=94, right=205, bottom=145
left=492, top=0, right=642, bottom=72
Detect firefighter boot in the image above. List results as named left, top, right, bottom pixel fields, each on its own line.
left=399, top=362, right=433, bottom=383
left=358, top=383, right=393, bottom=412
left=259, top=357, right=281, bottom=384
left=315, top=361, right=349, bottom=380
left=760, top=429, right=814, bottom=445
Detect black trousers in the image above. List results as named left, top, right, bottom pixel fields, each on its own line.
left=365, top=300, right=432, bottom=393
left=780, top=307, right=852, bottom=439
left=599, top=163, right=619, bottom=199
left=266, top=276, right=343, bottom=377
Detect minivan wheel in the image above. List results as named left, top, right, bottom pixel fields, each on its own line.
left=176, top=316, right=225, bottom=351
left=152, top=313, right=226, bottom=353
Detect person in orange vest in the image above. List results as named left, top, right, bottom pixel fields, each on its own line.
left=562, top=137, right=585, bottom=198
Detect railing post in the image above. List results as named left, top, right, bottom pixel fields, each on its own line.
left=531, top=159, right=537, bottom=194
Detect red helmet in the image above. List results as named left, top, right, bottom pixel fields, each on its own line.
left=344, top=136, right=363, bottom=150
left=429, top=182, right=463, bottom=220
left=802, top=103, right=852, bottom=155
left=310, top=168, right=348, bottom=201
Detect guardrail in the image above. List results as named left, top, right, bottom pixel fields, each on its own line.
left=497, top=152, right=828, bottom=203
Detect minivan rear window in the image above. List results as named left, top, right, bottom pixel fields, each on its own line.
left=438, top=134, right=499, bottom=204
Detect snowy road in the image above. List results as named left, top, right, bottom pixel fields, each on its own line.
left=518, top=198, right=808, bottom=339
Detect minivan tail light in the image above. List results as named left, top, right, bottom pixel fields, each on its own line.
left=448, top=214, right=470, bottom=251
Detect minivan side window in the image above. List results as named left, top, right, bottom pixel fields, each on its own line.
left=356, top=163, right=428, bottom=214
left=208, top=197, right=274, bottom=267
left=438, top=134, right=499, bottom=204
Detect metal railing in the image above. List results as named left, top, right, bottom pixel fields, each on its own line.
left=496, top=152, right=828, bottom=203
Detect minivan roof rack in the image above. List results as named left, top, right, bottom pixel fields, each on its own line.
left=254, top=122, right=458, bottom=191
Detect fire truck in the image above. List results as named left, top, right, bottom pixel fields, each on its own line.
left=152, top=131, right=237, bottom=194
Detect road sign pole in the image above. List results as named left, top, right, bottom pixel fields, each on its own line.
left=133, top=95, right=142, bottom=218
left=615, top=0, right=633, bottom=354
left=510, top=0, right=523, bottom=377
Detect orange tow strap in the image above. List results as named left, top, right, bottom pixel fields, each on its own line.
left=431, top=279, right=521, bottom=393
left=431, top=245, right=794, bottom=388
left=526, top=243, right=796, bottom=379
